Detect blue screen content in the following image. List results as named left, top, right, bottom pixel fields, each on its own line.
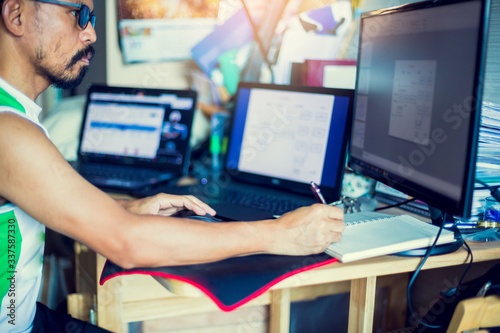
left=226, top=87, right=350, bottom=189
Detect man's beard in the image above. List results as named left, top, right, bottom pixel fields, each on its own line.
left=36, top=45, right=95, bottom=90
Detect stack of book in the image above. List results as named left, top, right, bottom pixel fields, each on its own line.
left=477, top=102, right=500, bottom=182
left=467, top=102, right=500, bottom=222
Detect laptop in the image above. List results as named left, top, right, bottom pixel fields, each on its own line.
left=135, top=82, right=354, bottom=220
left=73, top=84, right=196, bottom=192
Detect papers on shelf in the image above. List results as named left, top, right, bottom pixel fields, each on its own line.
left=462, top=102, right=500, bottom=223
left=272, top=2, right=353, bottom=84
left=477, top=102, right=500, bottom=183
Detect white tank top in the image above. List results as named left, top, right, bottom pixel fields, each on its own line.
left=0, top=77, right=47, bottom=332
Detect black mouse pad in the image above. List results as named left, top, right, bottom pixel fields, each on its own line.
left=100, top=253, right=337, bottom=311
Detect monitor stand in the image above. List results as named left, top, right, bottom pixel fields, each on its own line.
left=396, top=206, right=464, bottom=257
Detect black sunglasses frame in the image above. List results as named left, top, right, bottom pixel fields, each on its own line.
left=35, top=0, right=96, bottom=29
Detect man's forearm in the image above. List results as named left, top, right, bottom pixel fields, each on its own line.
left=109, top=215, right=276, bottom=269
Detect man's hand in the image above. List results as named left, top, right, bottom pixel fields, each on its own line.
left=270, top=204, right=345, bottom=256
left=118, top=193, right=216, bottom=217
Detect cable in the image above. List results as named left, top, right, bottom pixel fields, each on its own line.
left=407, top=217, right=445, bottom=329
left=457, top=238, right=473, bottom=287
left=476, top=179, right=488, bottom=187
left=476, top=179, right=500, bottom=202
left=374, top=198, right=417, bottom=211
left=407, top=218, right=473, bottom=329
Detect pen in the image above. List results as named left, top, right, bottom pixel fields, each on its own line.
left=310, top=181, right=344, bottom=206
left=310, top=181, right=327, bottom=204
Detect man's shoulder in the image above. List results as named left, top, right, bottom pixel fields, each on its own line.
left=0, top=110, right=34, bottom=125
left=0, top=112, right=49, bottom=143
left=0, top=106, right=25, bottom=116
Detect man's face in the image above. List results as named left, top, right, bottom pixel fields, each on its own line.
left=30, top=0, right=97, bottom=89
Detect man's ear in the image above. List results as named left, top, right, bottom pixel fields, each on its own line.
left=1, top=0, right=25, bottom=37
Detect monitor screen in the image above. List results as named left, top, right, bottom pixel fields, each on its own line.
left=349, top=0, right=490, bottom=218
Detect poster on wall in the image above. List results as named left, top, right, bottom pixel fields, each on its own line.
left=116, top=0, right=223, bottom=63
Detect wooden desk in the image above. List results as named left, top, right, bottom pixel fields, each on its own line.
left=87, top=241, right=500, bottom=333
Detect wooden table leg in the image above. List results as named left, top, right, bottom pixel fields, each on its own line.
left=348, top=276, right=377, bottom=333
left=269, top=288, right=291, bottom=333
left=384, top=273, right=409, bottom=330
left=96, top=255, right=128, bottom=333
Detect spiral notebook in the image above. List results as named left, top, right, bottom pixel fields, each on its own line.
left=325, top=212, right=456, bottom=263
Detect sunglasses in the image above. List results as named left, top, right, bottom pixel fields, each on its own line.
left=35, top=0, right=96, bottom=30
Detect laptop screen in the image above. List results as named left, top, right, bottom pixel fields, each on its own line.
left=78, top=85, right=196, bottom=170
left=226, top=83, right=354, bottom=199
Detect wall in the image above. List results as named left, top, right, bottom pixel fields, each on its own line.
left=104, top=0, right=500, bottom=106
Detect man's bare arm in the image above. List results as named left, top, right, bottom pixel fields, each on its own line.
left=0, top=114, right=344, bottom=268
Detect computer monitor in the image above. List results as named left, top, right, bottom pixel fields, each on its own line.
left=349, top=0, right=490, bottom=222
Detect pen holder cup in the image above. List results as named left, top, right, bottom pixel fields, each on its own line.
left=210, top=112, right=230, bottom=177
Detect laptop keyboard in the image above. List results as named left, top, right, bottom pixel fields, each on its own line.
left=77, top=163, right=173, bottom=188
left=80, top=164, right=157, bottom=180
left=217, top=188, right=312, bottom=215
left=134, top=182, right=316, bottom=216
left=189, top=184, right=311, bottom=215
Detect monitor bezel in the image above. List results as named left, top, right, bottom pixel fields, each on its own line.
left=348, top=0, right=490, bottom=218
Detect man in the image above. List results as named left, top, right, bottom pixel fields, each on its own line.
left=0, top=0, right=345, bottom=331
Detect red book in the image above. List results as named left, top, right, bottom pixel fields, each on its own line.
left=302, top=59, right=357, bottom=87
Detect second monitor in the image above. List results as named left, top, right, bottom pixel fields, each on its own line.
left=348, top=0, right=490, bottom=221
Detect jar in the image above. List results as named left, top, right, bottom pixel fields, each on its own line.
left=484, top=196, right=500, bottom=222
